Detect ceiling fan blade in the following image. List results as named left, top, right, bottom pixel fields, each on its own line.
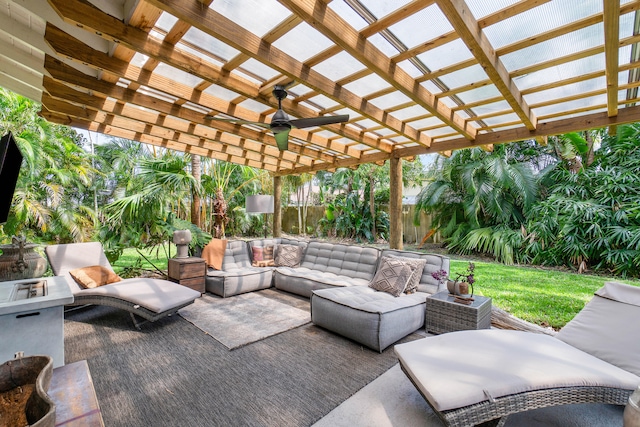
left=274, top=129, right=290, bottom=151
left=290, top=114, right=349, bottom=129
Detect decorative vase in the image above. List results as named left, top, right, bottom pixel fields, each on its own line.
left=447, top=280, right=473, bottom=297
left=0, top=236, right=48, bottom=281
left=624, top=386, right=640, bottom=427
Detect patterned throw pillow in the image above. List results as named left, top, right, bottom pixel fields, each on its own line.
left=275, top=244, right=303, bottom=267
left=386, top=256, right=427, bottom=294
left=69, top=265, right=122, bottom=289
left=369, top=257, right=414, bottom=297
left=252, top=246, right=275, bottom=267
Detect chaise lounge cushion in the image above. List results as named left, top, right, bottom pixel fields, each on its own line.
left=45, top=242, right=200, bottom=314
left=395, top=329, right=640, bottom=412
left=556, top=281, right=640, bottom=377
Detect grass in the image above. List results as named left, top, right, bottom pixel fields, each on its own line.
left=450, top=259, right=640, bottom=329
left=111, top=244, right=639, bottom=330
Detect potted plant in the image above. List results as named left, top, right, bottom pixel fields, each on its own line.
left=431, top=262, right=476, bottom=296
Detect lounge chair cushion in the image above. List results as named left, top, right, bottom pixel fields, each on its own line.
left=556, top=281, right=640, bottom=377
left=68, top=277, right=200, bottom=313
left=395, top=329, right=640, bottom=412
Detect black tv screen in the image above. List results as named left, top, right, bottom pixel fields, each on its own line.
left=0, top=132, right=23, bottom=223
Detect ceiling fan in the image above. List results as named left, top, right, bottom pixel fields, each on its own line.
left=205, top=85, right=349, bottom=151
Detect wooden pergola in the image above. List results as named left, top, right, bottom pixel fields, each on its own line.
left=1, top=0, right=639, bottom=248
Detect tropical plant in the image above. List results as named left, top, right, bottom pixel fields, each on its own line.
left=525, top=124, right=640, bottom=276
left=415, top=143, right=539, bottom=264
left=0, top=88, right=97, bottom=243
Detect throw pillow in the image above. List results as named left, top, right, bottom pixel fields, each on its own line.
left=369, top=257, right=414, bottom=297
left=252, top=245, right=275, bottom=267
left=201, top=239, right=227, bottom=270
left=386, top=256, right=427, bottom=294
left=275, top=244, right=302, bottom=267
left=69, top=265, right=122, bottom=289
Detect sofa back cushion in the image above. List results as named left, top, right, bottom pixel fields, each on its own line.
left=301, top=241, right=380, bottom=280
left=380, top=249, right=450, bottom=294
left=221, top=240, right=251, bottom=269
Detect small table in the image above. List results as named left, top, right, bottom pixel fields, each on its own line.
left=168, top=257, right=206, bottom=294
left=49, top=360, right=104, bottom=426
left=426, top=291, right=492, bottom=334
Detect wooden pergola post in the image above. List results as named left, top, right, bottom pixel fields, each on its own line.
left=273, top=175, right=282, bottom=237
left=389, top=156, right=403, bottom=249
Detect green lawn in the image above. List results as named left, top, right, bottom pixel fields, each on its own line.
left=450, top=259, right=639, bottom=329
left=112, top=246, right=638, bottom=330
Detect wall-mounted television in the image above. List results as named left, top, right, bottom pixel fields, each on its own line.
left=0, top=132, right=23, bottom=223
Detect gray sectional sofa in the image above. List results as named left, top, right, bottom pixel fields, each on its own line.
left=204, top=238, right=450, bottom=352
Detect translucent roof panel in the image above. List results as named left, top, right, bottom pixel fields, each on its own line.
left=368, top=33, right=402, bottom=56
left=449, top=85, right=501, bottom=104
left=416, top=39, right=474, bottom=72
left=387, top=105, right=430, bottom=121
left=202, top=85, right=243, bottom=103
left=327, top=1, right=369, bottom=31
left=501, top=24, right=604, bottom=72
left=524, top=77, right=606, bottom=106
left=389, top=4, right=453, bottom=48
left=358, top=0, right=412, bottom=19
left=343, top=73, right=391, bottom=97
left=271, top=22, right=335, bottom=62
left=534, top=95, right=608, bottom=118
left=369, top=91, right=413, bottom=110
left=313, top=51, right=366, bottom=81
left=210, top=0, right=292, bottom=38
left=409, top=116, right=446, bottom=130
left=155, top=12, right=179, bottom=33
left=466, top=0, right=520, bottom=20
left=438, top=64, right=489, bottom=90
left=303, top=95, right=341, bottom=111
left=483, top=0, right=602, bottom=50
left=515, top=54, right=605, bottom=92
left=479, top=113, right=520, bottom=126
left=130, top=52, right=149, bottom=69
left=468, top=100, right=512, bottom=116
left=182, top=28, right=240, bottom=62
left=236, top=58, right=280, bottom=82
left=154, top=63, right=203, bottom=88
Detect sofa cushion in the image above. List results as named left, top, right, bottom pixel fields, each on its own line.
left=385, top=255, right=427, bottom=294
left=395, top=329, right=640, bottom=412
left=221, top=240, right=252, bottom=269
left=274, top=267, right=369, bottom=298
left=248, top=238, right=308, bottom=261
left=301, top=242, right=380, bottom=281
left=275, top=244, right=303, bottom=267
left=311, top=286, right=428, bottom=352
left=251, top=245, right=274, bottom=266
left=556, top=281, right=640, bottom=377
left=206, top=267, right=273, bottom=298
left=380, top=249, right=449, bottom=294
left=369, top=256, right=414, bottom=297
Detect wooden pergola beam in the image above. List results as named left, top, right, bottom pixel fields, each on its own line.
left=604, top=0, right=621, bottom=117
left=278, top=0, right=477, bottom=142
left=434, top=0, right=536, bottom=130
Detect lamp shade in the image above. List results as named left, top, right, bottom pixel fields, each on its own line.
left=246, top=195, right=274, bottom=214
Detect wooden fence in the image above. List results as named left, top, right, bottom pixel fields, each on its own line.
left=280, top=205, right=441, bottom=244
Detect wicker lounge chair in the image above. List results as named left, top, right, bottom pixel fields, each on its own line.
left=395, top=281, right=640, bottom=427
left=46, top=242, right=200, bottom=329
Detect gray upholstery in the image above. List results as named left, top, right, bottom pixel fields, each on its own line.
left=301, top=242, right=379, bottom=279
left=311, top=286, right=428, bottom=352
left=205, top=240, right=273, bottom=298
left=380, top=249, right=449, bottom=294
left=274, top=267, right=370, bottom=298
left=274, top=242, right=380, bottom=297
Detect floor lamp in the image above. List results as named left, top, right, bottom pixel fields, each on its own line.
left=246, top=195, right=274, bottom=238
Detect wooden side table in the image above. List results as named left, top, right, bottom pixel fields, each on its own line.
left=168, top=257, right=206, bottom=294
left=426, top=291, right=491, bottom=334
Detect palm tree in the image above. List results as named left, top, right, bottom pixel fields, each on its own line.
left=415, top=144, right=539, bottom=264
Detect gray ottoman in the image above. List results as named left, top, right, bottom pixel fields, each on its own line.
left=311, top=286, right=428, bottom=352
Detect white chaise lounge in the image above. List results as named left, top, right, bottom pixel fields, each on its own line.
left=395, top=281, right=640, bottom=427
left=46, top=242, right=200, bottom=329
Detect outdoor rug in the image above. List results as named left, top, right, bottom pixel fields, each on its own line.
left=178, top=290, right=311, bottom=349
